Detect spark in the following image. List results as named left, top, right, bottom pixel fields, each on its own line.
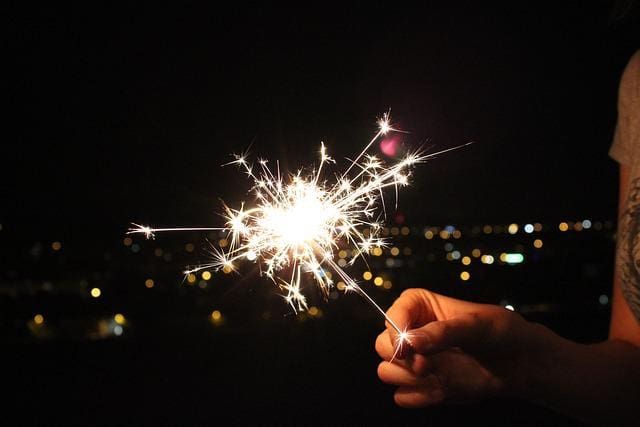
left=128, top=113, right=471, bottom=354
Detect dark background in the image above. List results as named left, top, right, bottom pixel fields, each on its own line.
left=3, top=2, right=639, bottom=426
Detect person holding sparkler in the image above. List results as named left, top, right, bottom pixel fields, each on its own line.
left=375, top=50, right=640, bottom=426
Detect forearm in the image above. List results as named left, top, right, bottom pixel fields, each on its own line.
left=518, top=323, right=640, bottom=426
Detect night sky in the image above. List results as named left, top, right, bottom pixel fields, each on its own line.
left=4, top=4, right=640, bottom=425
left=6, top=3, right=638, bottom=246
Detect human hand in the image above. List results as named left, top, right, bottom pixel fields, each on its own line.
left=375, top=288, right=544, bottom=407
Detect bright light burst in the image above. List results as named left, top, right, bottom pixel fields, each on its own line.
left=128, top=112, right=470, bottom=356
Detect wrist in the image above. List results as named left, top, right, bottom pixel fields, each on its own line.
left=508, top=321, right=580, bottom=402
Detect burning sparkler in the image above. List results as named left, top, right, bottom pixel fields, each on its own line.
left=129, top=112, right=470, bottom=359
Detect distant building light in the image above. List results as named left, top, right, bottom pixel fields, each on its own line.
left=503, top=253, right=524, bottom=264
left=114, top=313, right=125, bottom=325
left=34, top=314, right=44, bottom=325
left=481, top=254, right=495, bottom=264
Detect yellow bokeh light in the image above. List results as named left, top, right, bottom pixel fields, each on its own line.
left=462, top=256, right=471, bottom=266
left=508, top=223, right=518, bottom=235
left=362, top=271, right=373, bottom=281
left=34, top=314, right=44, bottom=325
left=533, top=239, right=543, bottom=248
left=390, top=227, right=400, bottom=236
left=114, top=313, right=125, bottom=325
left=90, top=288, right=101, bottom=298
left=145, top=278, right=155, bottom=288
left=424, top=230, right=434, bottom=239
left=460, top=271, right=471, bottom=281
left=534, top=222, right=543, bottom=232
left=452, top=230, right=462, bottom=239
left=51, top=241, right=62, bottom=251
left=123, top=237, right=133, bottom=247
left=472, top=248, right=481, bottom=258
left=338, top=250, right=348, bottom=259
left=373, top=276, right=384, bottom=286
left=371, top=247, right=383, bottom=256
left=222, top=265, right=233, bottom=274
left=202, top=271, right=212, bottom=281
left=211, top=310, right=222, bottom=321
left=336, top=281, right=346, bottom=291
left=390, top=247, right=400, bottom=256
left=308, top=306, right=319, bottom=316
left=483, top=225, right=493, bottom=234
left=383, top=280, right=392, bottom=289
left=481, top=254, right=494, bottom=264
left=187, top=273, right=197, bottom=284
left=559, top=222, right=569, bottom=232
left=400, top=226, right=410, bottom=236
left=439, top=230, right=450, bottom=239
left=218, top=238, right=228, bottom=248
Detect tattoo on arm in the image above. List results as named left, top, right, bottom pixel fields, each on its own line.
left=618, top=176, right=640, bottom=323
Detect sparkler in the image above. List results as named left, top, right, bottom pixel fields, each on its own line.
left=129, top=112, right=470, bottom=359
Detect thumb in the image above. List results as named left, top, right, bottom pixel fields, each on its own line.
left=408, top=312, right=494, bottom=355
